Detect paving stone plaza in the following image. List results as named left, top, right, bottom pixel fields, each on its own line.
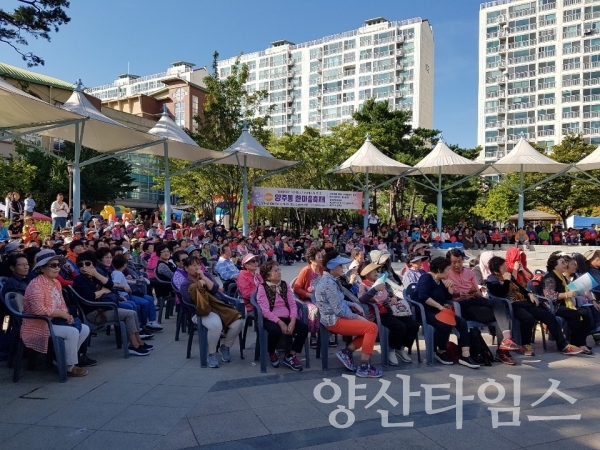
left=1, top=260, right=600, bottom=450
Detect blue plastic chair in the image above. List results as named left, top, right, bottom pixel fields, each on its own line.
left=68, top=286, right=129, bottom=359
left=171, top=279, right=187, bottom=341
left=4, top=292, right=68, bottom=383
left=403, top=283, right=436, bottom=365
left=153, top=269, right=175, bottom=323
left=196, top=293, right=246, bottom=368
left=249, top=291, right=310, bottom=373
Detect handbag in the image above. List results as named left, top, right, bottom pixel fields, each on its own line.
left=52, top=316, right=83, bottom=332
left=389, top=298, right=412, bottom=317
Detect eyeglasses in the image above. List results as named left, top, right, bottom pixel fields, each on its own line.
left=46, top=262, right=61, bottom=269
left=77, top=261, right=93, bottom=268
left=14, top=263, right=29, bottom=267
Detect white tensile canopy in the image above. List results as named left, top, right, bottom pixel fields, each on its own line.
left=485, top=139, right=569, bottom=227
left=409, top=141, right=487, bottom=230
left=329, top=135, right=412, bottom=230
left=573, top=144, right=600, bottom=171
left=215, top=125, right=300, bottom=235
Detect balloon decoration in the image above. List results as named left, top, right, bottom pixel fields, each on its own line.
left=358, top=208, right=366, bottom=215
left=247, top=203, right=254, bottom=210
left=100, top=205, right=132, bottom=220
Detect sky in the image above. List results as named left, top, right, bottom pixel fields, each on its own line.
left=1, top=0, right=484, bottom=147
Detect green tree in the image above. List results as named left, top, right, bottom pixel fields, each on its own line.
left=158, top=52, right=272, bottom=224
left=0, top=0, right=71, bottom=66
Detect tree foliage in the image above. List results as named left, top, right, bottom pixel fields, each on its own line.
left=0, top=0, right=71, bottom=66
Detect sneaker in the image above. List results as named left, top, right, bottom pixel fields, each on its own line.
left=329, top=335, right=338, bottom=347
left=269, top=352, right=280, bottom=368
left=128, top=345, right=149, bottom=356
left=356, top=364, right=383, bottom=378
left=435, top=351, right=454, bottom=365
left=208, top=353, right=220, bottom=368
left=142, top=343, right=154, bottom=351
left=387, top=350, right=399, bottom=366
left=139, top=330, right=154, bottom=340
left=495, top=351, right=517, bottom=365
left=310, top=337, right=318, bottom=349
left=499, top=338, right=520, bottom=352
left=458, top=356, right=480, bottom=369
left=282, top=354, right=303, bottom=371
left=521, top=344, right=535, bottom=356
left=77, top=356, right=98, bottom=367
left=335, top=350, right=356, bottom=372
left=67, top=366, right=88, bottom=377
left=562, top=344, right=583, bottom=355
left=220, top=345, right=232, bottom=362
left=145, top=321, right=164, bottom=331
left=395, top=348, right=412, bottom=363
left=581, top=346, right=594, bottom=355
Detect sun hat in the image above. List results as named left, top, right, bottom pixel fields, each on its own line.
left=583, top=249, right=600, bottom=261
left=360, top=262, right=381, bottom=277
left=413, top=243, right=429, bottom=251
left=435, top=308, right=456, bottom=326
left=242, top=254, right=260, bottom=266
left=4, top=240, right=23, bottom=253
left=407, top=253, right=428, bottom=263
left=185, top=245, right=198, bottom=254
left=326, top=254, right=352, bottom=270
left=33, top=249, right=64, bottom=271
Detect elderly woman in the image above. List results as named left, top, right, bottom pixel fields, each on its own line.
left=486, top=255, right=576, bottom=356
left=542, top=252, right=591, bottom=355
left=22, top=250, right=91, bottom=377
left=315, top=251, right=382, bottom=378
left=402, top=253, right=428, bottom=286
left=237, top=253, right=263, bottom=313
left=358, top=262, right=418, bottom=365
left=292, top=247, right=325, bottom=348
left=576, top=251, right=600, bottom=341
left=415, top=257, right=480, bottom=369
left=256, top=261, right=308, bottom=371
left=505, top=247, right=533, bottom=287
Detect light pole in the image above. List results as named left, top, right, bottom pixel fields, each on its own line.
left=67, top=163, right=74, bottom=211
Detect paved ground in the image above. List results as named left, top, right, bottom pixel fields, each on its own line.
left=1, top=261, right=600, bottom=450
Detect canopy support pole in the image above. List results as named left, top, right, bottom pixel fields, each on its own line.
left=437, top=167, right=442, bottom=231
left=363, top=168, right=369, bottom=232
left=164, top=142, right=171, bottom=227
left=242, top=156, right=249, bottom=236
left=518, top=166, right=524, bottom=229
left=73, top=121, right=84, bottom=221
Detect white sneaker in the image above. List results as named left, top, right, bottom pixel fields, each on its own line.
left=388, top=350, right=399, bottom=366
left=395, top=348, right=412, bottom=363
left=191, top=315, right=198, bottom=324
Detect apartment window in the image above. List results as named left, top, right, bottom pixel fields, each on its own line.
left=343, top=92, right=355, bottom=102
left=175, top=102, right=185, bottom=127
left=259, top=81, right=269, bottom=90
left=344, top=39, right=356, bottom=50
left=342, top=105, right=355, bottom=116
left=563, top=24, right=581, bottom=38
left=246, top=61, right=256, bottom=70
left=310, top=48, right=321, bottom=60
left=360, top=36, right=372, bottom=47
left=259, top=58, right=269, bottom=68
left=192, top=96, right=199, bottom=131
left=220, top=67, right=231, bottom=77
left=359, top=49, right=372, bottom=60
left=539, top=13, right=556, bottom=26
left=343, top=79, right=355, bottom=89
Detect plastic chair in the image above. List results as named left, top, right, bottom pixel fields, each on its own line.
left=196, top=293, right=246, bottom=368
left=68, top=286, right=129, bottom=359
left=249, top=291, right=310, bottom=373
left=171, top=279, right=186, bottom=341
left=4, top=292, right=68, bottom=383
left=404, top=283, right=435, bottom=365
left=153, top=268, right=175, bottom=323
left=450, top=299, right=500, bottom=345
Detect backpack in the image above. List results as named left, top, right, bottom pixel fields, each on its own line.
left=445, top=341, right=461, bottom=362
left=468, top=328, right=494, bottom=366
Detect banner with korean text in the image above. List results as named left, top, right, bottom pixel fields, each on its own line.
left=252, top=187, right=363, bottom=210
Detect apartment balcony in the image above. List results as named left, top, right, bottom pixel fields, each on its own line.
left=508, top=102, right=534, bottom=110
left=323, top=47, right=342, bottom=56
left=323, top=86, right=342, bottom=94
left=487, top=14, right=505, bottom=24
left=396, top=76, right=405, bottom=84
left=373, top=65, right=393, bottom=73
left=584, top=94, right=600, bottom=101
left=309, top=91, right=321, bottom=97
left=539, top=82, right=556, bottom=90
left=359, top=80, right=371, bottom=87
left=342, top=69, right=355, bottom=78
left=499, top=29, right=509, bottom=39
left=564, top=0, right=582, bottom=5
left=563, top=46, right=582, bottom=55
left=584, top=111, right=600, bottom=118
left=396, top=35, right=405, bottom=43
left=310, top=65, right=321, bottom=73
left=373, top=77, right=395, bottom=86
left=509, top=8, right=536, bottom=18
left=508, top=86, right=535, bottom=95
left=562, top=127, right=581, bottom=135
left=538, top=34, right=556, bottom=43
left=538, top=129, right=555, bottom=137
left=539, top=2, right=556, bottom=11
left=583, top=76, right=600, bottom=85
left=487, top=46, right=500, bottom=54
left=511, top=70, right=536, bottom=79
left=486, top=90, right=506, bottom=99
left=563, top=13, right=582, bottom=22
left=583, top=127, right=600, bottom=134
left=486, top=121, right=506, bottom=129
left=508, top=23, right=536, bottom=34
left=485, top=136, right=502, bottom=143
left=322, top=99, right=342, bottom=107
left=563, top=95, right=581, bottom=102
left=539, top=18, right=557, bottom=27
left=508, top=55, right=536, bottom=65
left=563, top=62, right=581, bottom=71
left=538, top=113, right=556, bottom=121
left=359, top=67, right=372, bottom=74
left=487, top=31, right=499, bottom=39
left=584, top=61, right=600, bottom=69
left=358, top=93, right=373, bottom=100
left=563, top=78, right=581, bottom=87
left=538, top=66, right=556, bottom=74
left=538, top=97, right=556, bottom=105
left=485, top=106, right=500, bottom=114
left=323, top=74, right=341, bottom=82
left=585, top=11, right=600, bottom=20
left=562, top=111, right=581, bottom=119
left=563, top=30, right=582, bottom=39
left=507, top=117, right=536, bottom=125
left=508, top=39, right=536, bottom=50
left=538, top=50, right=556, bottom=59
left=585, top=44, right=600, bottom=53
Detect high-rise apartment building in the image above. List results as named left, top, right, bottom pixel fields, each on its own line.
left=478, top=0, right=600, bottom=162
left=217, top=17, right=434, bottom=136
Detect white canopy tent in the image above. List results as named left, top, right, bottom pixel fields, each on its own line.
left=329, top=135, right=413, bottom=230
left=408, top=141, right=487, bottom=230
left=483, top=138, right=569, bottom=227
left=144, top=109, right=231, bottom=225
left=213, top=124, right=300, bottom=235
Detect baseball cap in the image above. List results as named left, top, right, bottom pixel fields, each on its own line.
left=326, top=254, right=352, bottom=270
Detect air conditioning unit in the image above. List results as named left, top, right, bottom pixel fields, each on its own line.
left=585, top=28, right=593, bottom=35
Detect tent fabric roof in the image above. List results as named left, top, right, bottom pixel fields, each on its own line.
left=0, top=76, right=84, bottom=129
left=218, top=127, right=298, bottom=171
left=19, top=88, right=162, bottom=152
left=507, top=209, right=558, bottom=222
left=141, top=113, right=225, bottom=162
left=0, top=62, right=75, bottom=91
left=483, top=139, right=569, bottom=174
left=411, top=141, right=487, bottom=176
left=330, top=137, right=412, bottom=175
left=572, top=144, right=600, bottom=171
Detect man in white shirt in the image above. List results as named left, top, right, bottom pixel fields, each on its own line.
left=50, top=193, right=69, bottom=232
left=24, top=193, right=35, bottom=215
left=367, top=212, right=380, bottom=235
